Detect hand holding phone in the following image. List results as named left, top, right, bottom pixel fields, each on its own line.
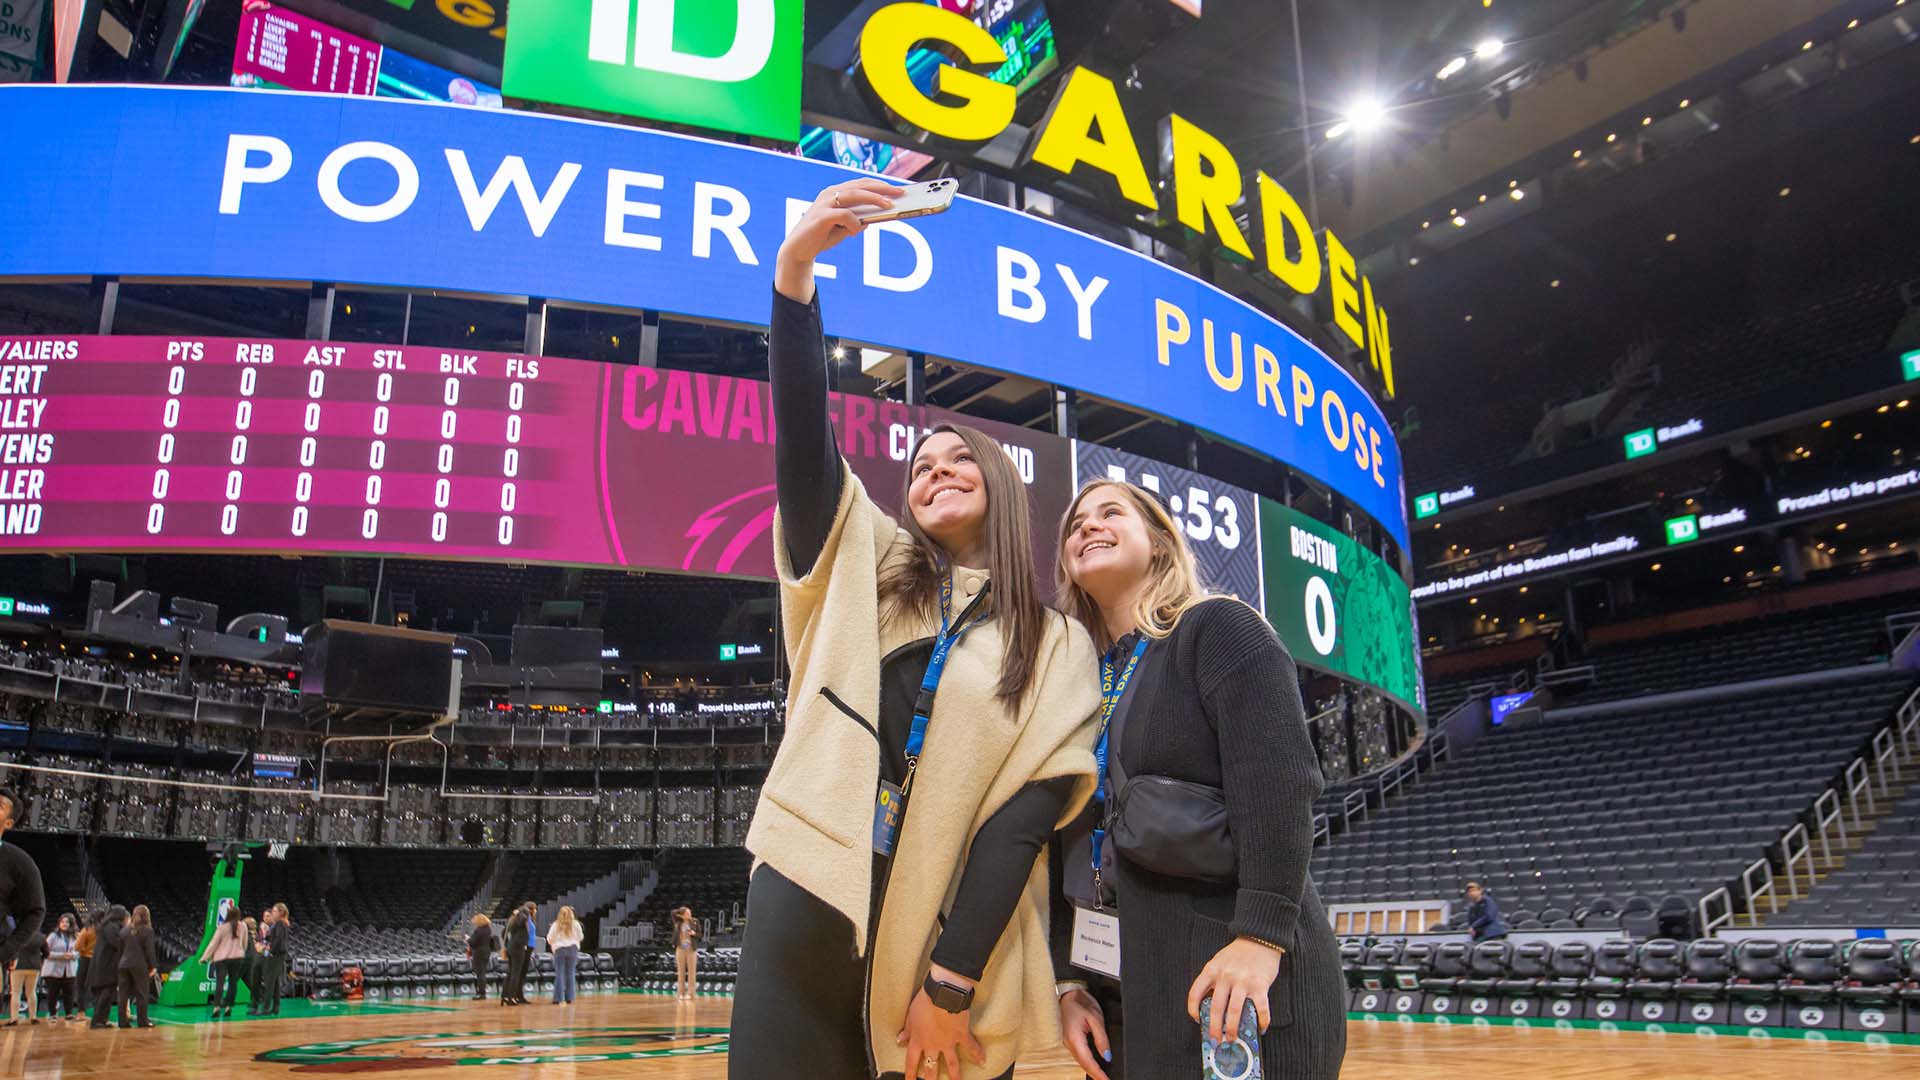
left=1199, top=995, right=1262, bottom=1080
left=850, top=178, right=958, bottom=223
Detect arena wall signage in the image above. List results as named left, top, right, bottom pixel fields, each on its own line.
left=502, top=0, right=804, bottom=140
left=1410, top=534, right=1642, bottom=600
left=854, top=2, right=1397, bottom=399
left=1775, top=468, right=1920, bottom=517
left=0, top=84, right=1406, bottom=546
left=1622, top=417, right=1703, bottom=460
left=0, top=329, right=1418, bottom=710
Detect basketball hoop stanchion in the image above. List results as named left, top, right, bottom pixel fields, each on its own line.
left=157, top=845, right=252, bottom=1008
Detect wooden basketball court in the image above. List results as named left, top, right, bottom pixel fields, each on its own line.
left=5, top=994, right=1916, bottom=1079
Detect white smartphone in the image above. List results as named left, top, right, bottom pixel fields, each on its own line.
left=854, top=177, right=958, bottom=223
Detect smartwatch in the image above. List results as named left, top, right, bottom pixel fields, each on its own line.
left=923, top=973, right=976, bottom=1013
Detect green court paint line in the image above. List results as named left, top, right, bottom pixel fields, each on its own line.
left=1348, top=1011, right=1920, bottom=1046
left=146, top=998, right=457, bottom=1026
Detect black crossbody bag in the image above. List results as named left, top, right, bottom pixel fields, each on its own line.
left=1107, top=731, right=1238, bottom=885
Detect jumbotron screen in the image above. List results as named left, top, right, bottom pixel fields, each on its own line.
left=0, top=334, right=1072, bottom=580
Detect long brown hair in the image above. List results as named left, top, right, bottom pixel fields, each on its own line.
left=1056, top=480, right=1210, bottom=654
left=878, top=422, right=1047, bottom=714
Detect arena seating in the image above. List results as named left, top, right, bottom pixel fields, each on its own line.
left=484, top=849, right=629, bottom=921
left=1341, top=935, right=1920, bottom=1031
left=1768, top=783, right=1920, bottom=927
left=1581, top=594, right=1916, bottom=703
left=623, top=847, right=754, bottom=943
left=1310, top=673, right=1916, bottom=922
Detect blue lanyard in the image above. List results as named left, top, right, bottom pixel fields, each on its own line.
left=1090, top=636, right=1150, bottom=899
left=901, top=571, right=989, bottom=796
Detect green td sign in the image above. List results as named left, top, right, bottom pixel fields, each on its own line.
left=503, top=0, right=803, bottom=140
left=1623, top=428, right=1657, bottom=460
left=1663, top=515, right=1700, bottom=546
left=0, top=597, right=12, bottom=616
left=719, top=643, right=738, bottom=662
left=1902, top=349, right=1920, bottom=382
left=1413, top=492, right=1440, bottom=519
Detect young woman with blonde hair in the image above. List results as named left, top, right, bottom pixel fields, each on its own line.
left=546, top=906, right=584, bottom=1005
left=1050, top=480, right=1345, bottom=1079
left=730, top=178, right=1103, bottom=1080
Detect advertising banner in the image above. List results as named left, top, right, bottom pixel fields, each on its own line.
left=0, top=85, right=1407, bottom=547
left=502, top=0, right=803, bottom=140
left=1071, top=441, right=1261, bottom=607
left=0, top=0, right=44, bottom=82
left=1260, top=498, right=1420, bottom=710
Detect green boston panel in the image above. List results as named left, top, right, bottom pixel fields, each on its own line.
left=1259, top=498, right=1421, bottom=712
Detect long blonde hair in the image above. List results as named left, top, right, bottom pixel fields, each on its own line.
left=554, top=906, right=579, bottom=937
left=1056, top=480, right=1211, bottom=654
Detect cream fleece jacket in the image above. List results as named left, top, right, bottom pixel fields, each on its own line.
left=745, top=463, right=1101, bottom=1078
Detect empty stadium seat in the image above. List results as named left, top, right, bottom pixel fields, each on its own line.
left=1676, top=939, right=1734, bottom=1025
left=1727, top=939, right=1788, bottom=1027
left=1581, top=941, right=1636, bottom=1021
left=1781, top=939, right=1844, bottom=1030
left=1837, top=939, right=1907, bottom=1032
left=1625, top=938, right=1684, bottom=1023
left=1419, top=942, right=1471, bottom=1016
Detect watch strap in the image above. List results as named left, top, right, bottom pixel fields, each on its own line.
left=923, top=972, right=975, bottom=1013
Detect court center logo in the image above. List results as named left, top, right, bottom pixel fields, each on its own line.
left=502, top=0, right=803, bottom=140
left=256, top=1027, right=730, bottom=1071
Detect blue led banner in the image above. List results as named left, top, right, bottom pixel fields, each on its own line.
left=0, top=84, right=1407, bottom=545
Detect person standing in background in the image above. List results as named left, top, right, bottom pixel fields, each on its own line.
left=0, top=789, right=48, bottom=1004
left=74, top=911, right=99, bottom=1017
left=1465, top=882, right=1510, bottom=942
left=43, top=913, right=79, bottom=1021
left=115, top=904, right=158, bottom=1029
left=4, top=924, right=44, bottom=1025
left=254, top=903, right=290, bottom=1016
left=199, top=906, right=251, bottom=1018
left=545, top=906, right=583, bottom=1006
left=87, top=906, right=127, bottom=1028
left=500, top=905, right=532, bottom=1006
left=240, top=915, right=262, bottom=1005
left=467, top=914, right=497, bottom=1001
left=672, top=907, right=700, bottom=1001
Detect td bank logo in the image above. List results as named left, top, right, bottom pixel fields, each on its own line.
left=1413, top=492, right=1440, bottom=519
left=1623, top=428, right=1657, bottom=459
left=503, top=0, right=802, bottom=141
left=1663, top=515, right=1699, bottom=545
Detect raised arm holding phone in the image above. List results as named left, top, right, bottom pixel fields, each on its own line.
left=729, top=178, right=1103, bottom=1080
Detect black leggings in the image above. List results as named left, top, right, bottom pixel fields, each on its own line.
left=43, top=975, right=78, bottom=1017
left=729, top=865, right=1014, bottom=1080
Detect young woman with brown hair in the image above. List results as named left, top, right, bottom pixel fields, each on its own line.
left=729, top=178, right=1103, bottom=1080
left=116, top=904, right=158, bottom=1029
left=1050, top=481, right=1345, bottom=1079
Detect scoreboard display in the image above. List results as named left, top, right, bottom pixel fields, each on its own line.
left=0, top=331, right=1419, bottom=712
left=0, top=334, right=1074, bottom=580
left=0, top=336, right=596, bottom=561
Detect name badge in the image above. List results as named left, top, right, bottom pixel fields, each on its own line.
left=1070, top=907, right=1122, bottom=978
left=872, top=780, right=904, bottom=856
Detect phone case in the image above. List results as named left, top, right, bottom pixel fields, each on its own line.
left=854, top=178, right=957, bottom=223
left=1199, top=995, right=1262, bottom=1080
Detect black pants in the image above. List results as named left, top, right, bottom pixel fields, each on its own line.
left=212, top=958, right=246, bottom=1008
left=730, top=865, right=1015, bottom=1080
left=471, top=955, right=491, bottom=999
left=90, top=981, right=121, bottom=1025
left=43, top=975, right=78, bottom=1017
left=255, top=956, right=284, bottom=1013
left=76, top=959, right=91, bottom=1010
left=116, top=969, right=150, bottom=1027
left=504, top=950, right=529, bottom=1003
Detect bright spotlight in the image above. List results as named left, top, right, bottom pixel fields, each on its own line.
left=1436, top=56, right=1468, bottom=80
left=1328, top=98, right=1387, bottom=141
left=1452, top=214, right=1468, bottom=227
left=1324, top=121, right=1350, bottom=141
left=1475, top=38, right=1505, bottom=61
left=1508, top=188, right=1525, bottom=201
